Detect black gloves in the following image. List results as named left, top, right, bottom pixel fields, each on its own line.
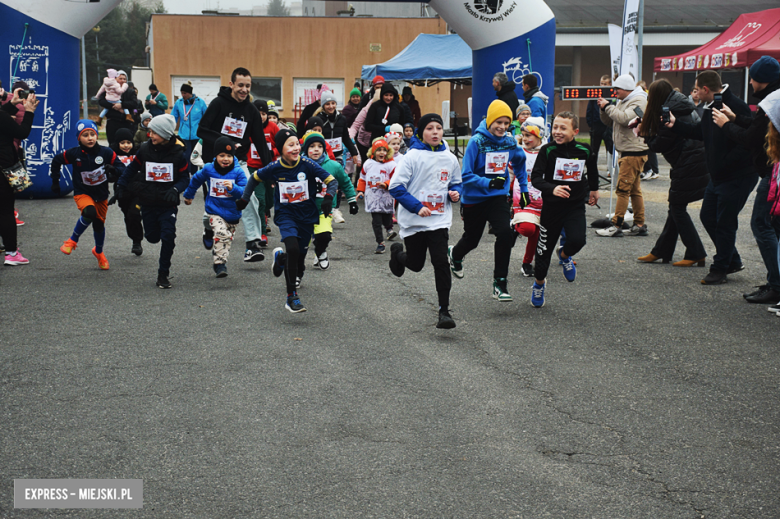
left=107, top=196, right=118, bottom=206
left=488, top=176, right=506, bottom=190
left=321, top=195, right=333, bottom=218
left=51, top=179, right=61, bottom=194
left=349, top=201, right=359, bottom=215
left=164, top=187, right=179, bottom=203
left=235, top=198, right=249, bottom=211
left=519, top=192, right=531, bottom=209
left=105, top=165, right=120, bottom=183
left=114, top=185, right=125, bottom=201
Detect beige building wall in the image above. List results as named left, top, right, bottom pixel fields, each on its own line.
left=149, top=14, right=449, bottom=120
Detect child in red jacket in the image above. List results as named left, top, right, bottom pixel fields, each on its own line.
left=511, top=117, right=545, bottom=277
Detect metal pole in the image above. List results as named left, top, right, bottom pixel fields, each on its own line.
left=637, top=0, right=644, bottom=83
left=95, top=34, right=100, bottom=87
left=744, top=66, right=749, bottom=102
left=81, top=36, right=88, bottom=119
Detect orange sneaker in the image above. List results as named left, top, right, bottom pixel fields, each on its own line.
left=60, top=238, right=78, bottom=255
left=92, top=247, right=109, bottom=270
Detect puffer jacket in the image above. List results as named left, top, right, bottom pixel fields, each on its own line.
left=644, top=91, right=709, bottom=205
left=600, top=87, right=649, bottom=154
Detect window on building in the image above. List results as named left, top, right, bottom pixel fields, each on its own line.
left=251, top=78, right=283, bottom=109
left=554, top=65, right=572, bottom=90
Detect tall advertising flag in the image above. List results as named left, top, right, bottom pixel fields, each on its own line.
left=608, top=24, right=622, bottom=80
left=619, top=0, right=640, bottom=78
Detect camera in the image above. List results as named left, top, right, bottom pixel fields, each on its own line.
left=662, top=106, right=671, bottom=124
left=713, top=93, right=723, bottom=111
left=18, top=89, right=35, bottom=99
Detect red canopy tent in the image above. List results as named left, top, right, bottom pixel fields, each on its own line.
left=654, top=8, right=780, bottom=73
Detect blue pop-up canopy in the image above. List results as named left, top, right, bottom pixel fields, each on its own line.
left=361, top=33, right=472, bottom=86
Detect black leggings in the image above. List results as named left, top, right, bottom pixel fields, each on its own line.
left=398, top=228, right=451, bottom=309
left=534, top=201, right=587, bottom=281
left=0, top=178, right=17, bottom=252
left=371, top=212, right=393, bottom=243
left=283, top=235, right=309, bottom=293
left=451, top=195, right=514, bottom=279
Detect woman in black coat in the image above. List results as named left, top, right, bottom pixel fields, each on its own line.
left=638, top=79, right=709, bottom=266
left=363, top=83, right=405, bottom=143
left=0, top=88, right=38, bottom=264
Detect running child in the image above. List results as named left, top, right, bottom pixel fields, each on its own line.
left=510, top=117, right=545, bottom=278
left=246, top=99, right=280, bottom=248
left=116, top=114, right=190, bottom=289
left=448, top=99, right=529, bottom=302
left=301, top=131, right=359, bottom=269
left=530, top=111, right=600, bottom=307
left=388, top=113, right=462, bottom=329
left=402, top=123, right=415, bottom=149
left=183, top=136, right=246, bottom=278
left=109, top=127, right=144, bottom=255
left=237, top=128, right=339, bottom=313
left=50, top=119, right=126, bottom=270
left=358, top=139, right=397, bottom=253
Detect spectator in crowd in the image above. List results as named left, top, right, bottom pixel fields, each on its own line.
left=636, top=80, right=660, bottom=180
left=145, top=84, right=169, bottom=117
left=359, top=76, right=384, bottom=110
left=342, top=87, right=363, bottom=128
left=522, top=74, right=548, bottom=123
left=596, top=73, right=649, bottom=237
left=587, top=75, right=613, bottom=160
left=364, top=83, right=406, bottom=143
left=98, top=70, right=136, bottom=144
left=296, top=83, right=324, bottom=138
left=402, top=86, right=421, bottom=126
left=493, top=72, right=519, bottom=117
left=667, top=70, right=758, bottom=285
left=689, top=85, right=704, bottom=118
left=637, top=79, right=709, bottom=266
left=713, top=56, right=780, bottom=302
left=171, top=81, right=208, bottom=177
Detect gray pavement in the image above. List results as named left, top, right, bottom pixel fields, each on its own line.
left=2, top=163, right=779, bottom=518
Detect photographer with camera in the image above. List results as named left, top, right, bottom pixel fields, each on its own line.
left=636, top=79, right=709, bottom=267
left=667, top=70, right=758, bottom=285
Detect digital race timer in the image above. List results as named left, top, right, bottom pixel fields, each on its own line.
left=560, top=87, right=617, bottom=100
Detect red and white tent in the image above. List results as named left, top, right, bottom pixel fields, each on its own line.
left=654, top=8, right=780, bottom=73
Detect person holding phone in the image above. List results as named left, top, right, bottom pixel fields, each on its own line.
left=596, top=74, right=649, bottom=238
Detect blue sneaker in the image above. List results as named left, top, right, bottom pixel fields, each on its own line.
left=531, top=280, right=546, bottom=308
left=285, top=291, right=306, bottom=313
left=272, top=247, right=286, bottom=277
left=558, top=247, right=576, bottom=282
left=202, top=229, right=214, bottom=250
left=214, top=263, right=227, bottom=278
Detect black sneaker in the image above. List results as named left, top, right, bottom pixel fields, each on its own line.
left=131, top=241, right=143, bottom=256
left=389, top=243, right=405, bottom=277
left=244, top=242, right=265, bottom=262
left=727, top=263, right=745, bottom=274
left=203, top=229, right=214, bottom=250
left=272, top=247, right=286, bottom=277
left=295, top=276, right=302, bottom=289
left=436, top=308, right=456, bottom=329
left=745, top=287, right=780, bottom=304
left=156, top=275, right=172, bottom=289
left=744, top=284, right=769, bottom=299
left=214, top=263, right=228, bottom=278
left=701, top=270, right=727, bottom=285
left=285, top=291, right=306, bottom=313
left=521, top=263, right=534, bottom=277
left=448, top=245, right=464, bottom=278
left=626, top=224, right=649, bottom=237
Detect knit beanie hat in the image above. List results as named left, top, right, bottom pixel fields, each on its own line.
left=372, top=75, right=385, bottom=86
left=301, top=131, right=327, bottom=156
left=516, top=103, right=532, bottom=117
left=369, top=138, right=393, bottom=160
left=254, top=99, right=268, bottom=113
left=214, top=136, right=237, bottom=157
left=521, top=116, right=546, bottom=139
left=320, top=91, right=338, bottom=106
left=384, top=131, right=402, bottom=145
left=116, top=70, right=128, bottom=80
left=403, top=122, right=414, bottom=131
left=416, top=113, right=444, bottom=140
left=486, top=100, right=513, bottom=128
left=11, top=80, right=29, bottom=92
left=758, top=89, right=780, bottom=133
left=180, top=81, right=193, bottom=94
left=107, top=68, right=118, bottom=79
left=389, top=123, right=404, bottom=134
left=148, top=114, right=176, bottom=140
left=349, top=88, right=362, bottom=98
left=114, top=127, right=134, bottom=145
left=267, top=107, right=279, bottom=119
left=140, top=112, right=152, bottom=124
left=275, top=128, right=298, bottom=154
left=613, top=74, right=636, bottom=91
left=750, top=56, right=780, bottom=83
left=76, top=119, right=98, bottom=140
left=305, top=116, right=324, bottom=131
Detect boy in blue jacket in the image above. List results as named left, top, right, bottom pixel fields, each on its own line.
left=237, top=128, right=339, bottom=313
left=183, top=136, right=247, bottom=278
left=448, top=100, right=530, bottom=302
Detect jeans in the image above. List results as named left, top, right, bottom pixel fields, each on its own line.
left=750, top=176, right=780, bottom=290
left=240, top=162, right=262, bottom=243
left=699, top=174, right=759, bottom=272
left=141, top=205, right=178, bottom=276
left=651, top=204, right=706, bottom=261
left=452, top=195, right=514, bottom=279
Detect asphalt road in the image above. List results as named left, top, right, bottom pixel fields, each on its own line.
left=2, top=162, right=779, bottom=518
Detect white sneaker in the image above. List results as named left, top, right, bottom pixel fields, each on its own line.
left=332, top=208, right=345, bottom=224
left=640, top=172, right=650, bottom=181
left=766, top=303, right=780, bottom=314
left=649, top=171, right=660, bottom=179
left=596, top=225, right=624, bottom=237
left=314, top=251, right=329, bottom=270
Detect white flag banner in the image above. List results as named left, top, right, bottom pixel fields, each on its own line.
left=608, top=24, right=622, bottom=80
left=619, top=0, right=640, bottom=78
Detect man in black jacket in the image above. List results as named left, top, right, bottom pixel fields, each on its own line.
left=714, top=56, right=780, bottom=304
left=197, top=67, right=271, bottom=262
left=669, top=70, right=759, bottom=285
left=492, top=73, right=519, bottom=118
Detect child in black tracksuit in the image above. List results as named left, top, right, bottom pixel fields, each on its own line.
left=530, top=112, right=600, bottom=308
left=110, top=127, right=144, bottom=255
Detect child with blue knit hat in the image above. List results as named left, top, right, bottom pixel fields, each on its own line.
left=50, top=119, right=126, bottom=270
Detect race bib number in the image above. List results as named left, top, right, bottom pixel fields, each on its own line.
left=80, top=167, right=107, bottom=186
left=553, top=158, right=585, bottom=182
left=250, top=143, right=261, bottom=160
left=316, top=180, right=327, bottom=198
left=279, top=181, right=310, bottom=204
left=367, top=172, right=384, bottom=189
left=221, top=116, right=247, bottom=138
left=119, top=155, right=134, bottom=166
left=439, top=168, right=450, bottom=183
left=326, top=138, right=343, bottom=153
left=485, top=151, right=509, bottom=176
left=146, top=162, right=174, bottom=182
left=529, top=185, right=542, bottom=200
left=209, top=178, right=232, bottom=198
left=420, top=189, right=447, bottom=215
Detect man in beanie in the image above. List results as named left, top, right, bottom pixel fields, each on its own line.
left=596, top=73, right=649, bottom=237
left=145, top=84, right=169, bottom=117
left=197, top=67, right=272, bottom=263
left=493, top=72, right=520, bottom=118
left=713, top=56, right=780, bottom=302
left=171, top=81, right=208, bottom=177
left=117, top=114, right=190, bottom=289
left=447, top=99, right=528, bottom=302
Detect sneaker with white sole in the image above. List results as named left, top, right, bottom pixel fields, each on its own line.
left=272, top=247, right=286, bottom=277
left=766, top=303, right=780, bottom=314
left=314, top=251, right=329, bottom=270
left=558, top=248, right=576, bottom=282
left=596, top=225, right=624, bottom=237
left=521, top=263, right=534, bottom=277
left=386, top=230, right=397, bottom=241
left=626, top=224, right=649, bottom=237
left=492, top=278, right=512, bottom=301
left=285, top=291, right=306, bottom=313
left=448, top=245, right=464, bottom=278
left=332, top=208, right=345, bottom=224
left=531, top=280, right=546, bottom=308
left=4, top=250, right=29, bottom=265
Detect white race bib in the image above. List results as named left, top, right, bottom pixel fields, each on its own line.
left=278, top=181, right=310, bottom=204
left=221, top=116, right=247, bottom=138
left=367, top=172, right=384, bottom=189
left=553, top=158, right=585, bottom=182
left=419, top=189, right=447, bottom=215
left=209, top=178, right=232, bottom=198
left=250, top=143, right=261, bottom=160
left=80, top=167, right=107, bottom=186
left=529, top=185, right=542, bottom=200
left=119, top=155, right=134, bottom=166
left=326, top=138, right=343, bottom=153
left=485, top=151, right=510, bottom=176
left=146, top=162, right=174, bottom=182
